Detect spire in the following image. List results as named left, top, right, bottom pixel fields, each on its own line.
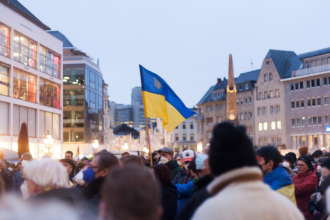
left=226, top=54, right=238, bottom=124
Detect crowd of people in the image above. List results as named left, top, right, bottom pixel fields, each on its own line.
left=1, top=122, right=330, bottom=219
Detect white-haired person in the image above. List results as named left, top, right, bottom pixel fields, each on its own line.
left=23, top=158, right=76, bottom=204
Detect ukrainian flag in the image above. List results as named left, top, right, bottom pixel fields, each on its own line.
left=139, top=65, right=196, bottom=132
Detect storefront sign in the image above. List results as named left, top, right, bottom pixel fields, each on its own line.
left=326, top=126, right=330, bottom=133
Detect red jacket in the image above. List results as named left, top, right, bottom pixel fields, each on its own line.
left=292, top=170, right=318, bottom=220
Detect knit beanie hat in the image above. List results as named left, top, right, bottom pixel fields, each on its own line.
left=256, top=146, right=283, bottom=164
left=322, top=158, right=330, bottom=170
left=283, top=155, right=294, bottom=165
left=286, top=152, right=297, bottom=163
left=209, top=122, right=258, bottom=176
left=312, top=150, right=323, bottom=158
left=299, top=146, right=308, bottom=156
left=297, top=155, right=314, bottom=171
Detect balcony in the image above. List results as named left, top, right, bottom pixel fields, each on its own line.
left=195, top=114, right=204, bottom=121
left=293, top=64, right=330, bottom=77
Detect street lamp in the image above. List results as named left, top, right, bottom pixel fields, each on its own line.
left=44, top=131, right=54, bottom=155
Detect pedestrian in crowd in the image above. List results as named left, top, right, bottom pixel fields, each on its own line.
left=283, top=154, right=296, bottom=177
left=286, top=152, right=298, bottom=173
left=312, top=150, right=324, bottom=171
left=20, top=152, right=34, bottom=198
left=292, top=155, right=319, bottom=220
left=74, top=162, right=85, bottom=176
left=23, top=158, right=75, bottom=204
left=79, top=151, right=119, bottom=216
left=152, top=164, right=177, bottom=220
left=119, top=155, right=144, bottom=167
left=299, top=146, right=309, bottom=156
left=152, top=150, right=161, bottom=164
left=174, top=153, right=183, bottom=167
left=145, top=155, right=151, bottom=170
left=323, top=152, right=330, bottom=158
left=158, top=147, right=182, bottom=179
left=192, top=122, right=304, bottom=220
left=309, top=174, right=330, bottom=220
left=60, top=158, right=75, bottom=187
left=81, top=157, right=89, bottom=165
left=17, top=162, right=23, bottom=171
left=176, top=152, right=213, bottom=220
left=173, top=150, right=195, bottom=184
left=320, top=159, right=330, bottom=186
left=100, top=165, right=161, bottom=220
left=0, top=150, right=14, bottom=192
left=64, top=151, right=76, bottom=182
left=256, top=146, right=296, bottom=204
left=121, top=152, right=130, bottom=157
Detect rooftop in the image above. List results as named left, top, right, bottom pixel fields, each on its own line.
left=47, top=31, right=75, bottom=48
left=298, top=47, right=330, bottom=59
left=235, top=69, right=260, bottom=84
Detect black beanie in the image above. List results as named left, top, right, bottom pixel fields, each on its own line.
left=312, top=150, right=323, bottom=158
left=297, top=155, right=314, bottom=171
left=322, top=158, right=330, bottom=170
left=286, top=152, right=297, bottom=163
left=209, top=122, right=258, bottom=176
left=256, top=146, right=283, bottom=164
left=283, top=155, right=294, bottom=165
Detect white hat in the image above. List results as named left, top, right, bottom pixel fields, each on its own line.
left=182, top=150, right=196, bottom=162
left=196, top=152, right=208, bottom=170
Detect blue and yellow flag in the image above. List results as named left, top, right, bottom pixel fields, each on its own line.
left=139, top=65, right=196, bottom=132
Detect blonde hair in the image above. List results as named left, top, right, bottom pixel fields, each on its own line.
left=23, top=158, right=69, bottom=190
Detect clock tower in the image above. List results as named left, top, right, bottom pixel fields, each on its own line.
left=226, top=54, right=239, bottom=125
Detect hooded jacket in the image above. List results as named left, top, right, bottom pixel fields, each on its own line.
left=161, top=183, right=178, bottom=220
left=292, top=170, right=318, bottom=220
left=166, top=160, right=182, bottom=180
left=263, top=165, right=296, bottom=204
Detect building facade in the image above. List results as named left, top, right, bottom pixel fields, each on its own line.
left=48, top=31, right=107, bottom=155
left=103, top=83, right=111, bottom=147
left=0, top=1, right=63, bottom=158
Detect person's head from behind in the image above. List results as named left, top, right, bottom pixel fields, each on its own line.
left=75, top=162, right=84, bottom=175
left=209, top=122, right=258, bottom=177
left=151, top=164, right=172, bottom=185
left=65, top=151, right=73, bottom=160
left=296, top=155, right=313, bottom=174
left=158, top=147, right=174, bottom=164
left=23, top=158, right=68, bottom=196
left=299, top=146, right=308, bottom=156
left=321, top=159, right=330, bottom=180
left=256, top=146, right=283, bottom=176
left=119, top=155, right=143, bottom=167
left=100, top=165, right=161, bottom=220
left=196, top=152, right=210, bottom=177
left=121, top=152, right=130, bottom=157
left=60, top=159, right=74, bottom=175
left=283, top=155, right=294, bottom=169
left=188, top=157, right=199, bottom=179
left=83, top=151, right=119, bottom=184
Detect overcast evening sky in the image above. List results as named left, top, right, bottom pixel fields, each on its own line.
left=20, top=0, right=330, bottom=107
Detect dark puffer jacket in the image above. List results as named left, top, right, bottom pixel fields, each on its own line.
left=172, top=168, right=193, bottom=185
left=166, top=160, right=182, bottom=180
left=161, top=183, right=178, bottom=220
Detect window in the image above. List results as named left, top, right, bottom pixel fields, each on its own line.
left=313, top=117, right=317, bottom=126
left=175, top=134, right=179, bottom=141
left=263, top=122, right=268, bottom=130
left=325, top=116, right=329, bottom=125
left=296, top=118, right=301, bottom=127
left=269, top=90, right=274, bottom=98
left=270, top=106, right=274, bottom=114
left=311, top=60, right=315, bottom=67
left=207, top=131, right=212, bottom=138
left=307, top=98, right=311, bottom=107
left=307, top=80, right=310, bottom=88
left=325, top=96, right=329, bottom=105
left=295, top=100, right=300, bottom=108
left=240, top=113, right=244, bottom=120
left=89, top=91, right=96, bottom=109
left=300, top=100, right=305, bottom=108
left=216, top=116, right=221, bottom=123
left=206, top=118, right=213, bottom=125
left=245, top=83, right=248, bottom=89
left=257, top=108, right=261, bottom=116
left=305, top=62, right=310, bottom=68
left=258, top=123, right=263, bottom=131
left=295, top=82, right=299, bottom=90
left=240, top=99, right=243, bottom=105
left=182, top=134, right=186, bottom=141
left=206, top=106, right=213, bottom=112
left=275, top=89, right=279, bottom=97
left=264, top=91, right=268, bottom=99
left=301, top=117, right=305, bottom=126
left=0, top=63, right=10, bottom=96
left=13, top=69, right=37, bottom=103
left=39, top=111, right=60, bottom=140
left=39, top=79, right=61, bottom=109
left=291, top=101, right=295, bottom=109
left=263, top=107, right=267, bottom=115
left=269, top=73, right=273, bottom=81
left=290, top=83, right=294, bottom=91
left=311, top=79, right=315, bottom=87
left=39, top=46, right=61, bottom=78
left=266, top=61, right=269, bottom=65
left=0, top=102, right=9, bottom=135
left=190, top=134, right=194, bottom=141
left=308, top=117, right=312, bottom=126
left=89, top=71, right=95, bottom=88
left=316, top=79, right=320, bottom=87
left=244, top=98, right=248, bottom=105
left=190, top=122, right=194, bottom=129
left=13, top=105, right=36, bottom=137
left=264, top=74, right=268, bottom=82
left=216, top=104, right=222, bottom=111
left=277, top=121, right=281, bottom=129
left=182, top=122, right=186, bottom=129
left=277, top=138, right=282, bottom=145
left=292, top=119, right=295, bottom=127
left=249, top=97, right=252, bottom=104
left=299, top=81, right=303, bottom=89
left=0, top=23, right=10, bottom=57
left=13, top=32, right=37, bottom=68
left=318, top=116, right=322, bottom=125
left=239, top=85, right=242, bottom=91
left=259, top=92, right=263, bottom=100
left=317, top=97, right=321, bottom=106
left=249, top=112, right=252, bottom=119
left=312, top=98, right=316, bottom=107
left=271, top=121, right=276, bottom=130
left=63, top=111, right=84, bottom=127
left=63, top=67, right=84, bottom=85
left=276, top=105, right=280, bottom=113
left=324, top=77, right=328, bottom=86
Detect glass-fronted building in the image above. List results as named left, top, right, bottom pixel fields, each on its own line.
left=49, top=31, right=107, bottom=155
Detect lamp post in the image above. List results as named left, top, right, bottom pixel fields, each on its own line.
left=44, top=131, right=54, bottom=156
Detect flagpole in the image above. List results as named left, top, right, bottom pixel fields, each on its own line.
left=142, top=94, right=153, bottom=166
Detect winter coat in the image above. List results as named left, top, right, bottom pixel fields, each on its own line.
left=263, top=165, right=296, bottom=204
left=192, top=167, right=304, bottom=220
left=166, top=160, right=183, bottom=180
left=0, top=168, right=13, bottom=192
left=173, top=169, right=195, bottom=212
left=292, top=170, right=319, bottom=220
left=172, top=168, right=194, bottom=185
left=32, top=188, right=76, bottom=205
left=175, top=174, right=213, bottom=220
left=308, top=187, right=323, bottom=220
left=161, top=183, right=178, bottom=220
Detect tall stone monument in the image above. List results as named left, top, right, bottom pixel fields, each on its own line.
left=226, top=54, right=239, bottom=125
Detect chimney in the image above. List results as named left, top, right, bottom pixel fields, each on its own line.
left=217, top=78, right=222, bottom=85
